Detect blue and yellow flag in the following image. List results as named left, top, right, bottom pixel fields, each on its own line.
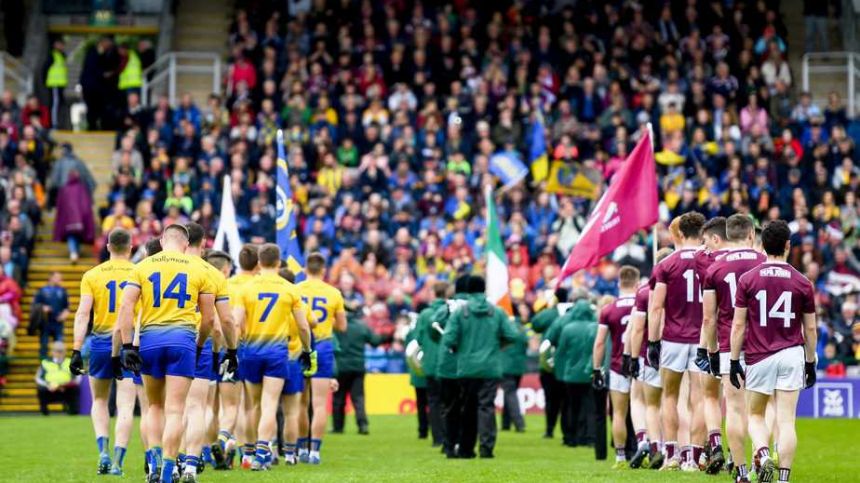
left=546, top=161, right=601, bottom=199
left=529, top=119, right=549, bottom=183
left=276, top=129, right=305, bottom=280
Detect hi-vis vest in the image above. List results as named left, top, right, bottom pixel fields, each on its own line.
left=41, top=358, right=72, bottom=385
left=118, top=50, right=142, bottom=90
left=45, top=50, right=68, bottom=88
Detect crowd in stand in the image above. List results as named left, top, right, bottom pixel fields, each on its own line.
left=2, top=0, right=859, bottom=376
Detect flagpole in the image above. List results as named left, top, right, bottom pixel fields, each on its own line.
left=646, top=122, right=658, bottom=262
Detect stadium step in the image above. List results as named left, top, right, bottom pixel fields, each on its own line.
left=51, top=131, right=116, bottom=208
left=172, top=0, right=232, bottom=103
left=0, top=210, right=98, bottom=413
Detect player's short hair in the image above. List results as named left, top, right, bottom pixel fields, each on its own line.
left=655, top=247, right=673, bottom=264
left=257, top=244, right=280, bottom=268
left=701, top=216, right=727, bottom=240
left=205, top=250, right=232, bottom=271
left=619, top=265, right=640, bottom=288
left=306, top=252, right=326, bottom=275
left=726, top=214, right=755, bottom=242
left=454, top=274, right=470, bottom=294
left=163, top=224, right=189, bottom=241
left=668, top=217, right=682, bottom=241
left=145, top=238, right=162, bottom=256
left=279, top=268, right=295, bottom=283
left=238, top=244, right=259, bottom=271
left=678, top=212, right=706, bottom=239
left=761, top=220, right=791, bottom=256
left=185, top=222, right=205, bottom=247
left=107, top=228, right=131, bottom=253
left=554, top=287, right=569, bottom=303
left=433, top=281, right=449, bottom=299
left=467, top=275, right=485, bottom=294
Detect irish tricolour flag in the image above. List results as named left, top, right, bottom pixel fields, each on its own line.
left=485, top=185, right=513, bottom=315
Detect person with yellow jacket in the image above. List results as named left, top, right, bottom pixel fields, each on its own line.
left=35, top=341, right=81, bottom=415
left=117, top=43, right=142, bottom=95
left=43, top=39, right=67, bottom=128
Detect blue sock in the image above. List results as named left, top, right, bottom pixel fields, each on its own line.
left=152, top=447, right=163, bottom=474
left=161, top=459, right=175, bottom=481
left=144, top=449, right=152, bottom=469
left=218, top=430, right=232, bottom=445
left=202, top=445, right=212, bottom=464
left=177, top=453, right=186, bottom=468
left=297, top=437, right=308, bottom=452
left=113, top=446, right=127, bottom=469
left=310, top=438, right=322, bottom=452
left=284, top=443, right=296, bottom=456
left=185, top=455, right=200, bottom=472
left=96, top=436, right=109, bottom=455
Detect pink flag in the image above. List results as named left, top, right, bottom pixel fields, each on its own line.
left=556, top=130, right=658, bottom=286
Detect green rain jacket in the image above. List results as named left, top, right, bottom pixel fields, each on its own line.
left=413, top=299, right=446, bottom=379
left=501, top=318, right=529, bottom=376
left=546, top=300, right=599, bottom=383
left=430, top=294, right=470, bottom=379
left=334, top=314, right=384, bottom=374
left=442, top=296, right=519, bottom=380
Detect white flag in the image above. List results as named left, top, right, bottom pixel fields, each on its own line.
left=213, top=174, right=243, bottom=265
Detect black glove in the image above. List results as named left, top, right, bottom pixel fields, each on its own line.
left=709, top=352, right=720, bottom=377
left=804, top=361, right=817, bottom=389
left=694, top=347, right=711, bottom=373
left=629, top=357, right=641, bottom=378
left=111, top=356, right=125, bottom=380
left=591, top=369, right=606, bottom=390
left=647, top=341, right=661, bottom=368
left=69, top=350, right=85, bottom=376
left=221, top=348, right=239, bottom=376
left=729, top=359, right=745, bottom=389
left=120, top=343, right=142, bottom=373
left=212, top=350, right=221, bottom=376
left=621, top=354, right=632, bottom=377
left=196, top=344, right=204, bottom=363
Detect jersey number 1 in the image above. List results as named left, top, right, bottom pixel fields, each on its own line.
left=105, top=280, right=128, bottom=313
left=148, top=273, right=191, bottom=308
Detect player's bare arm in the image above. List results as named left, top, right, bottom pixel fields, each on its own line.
left=647, top=282, right=666, bottom=342
left=293, top=307, right=312, bottom=350
left=215, top=300, right=238, bottom=349
left=197, top=293, right=216, bottom=347
left=802, top=312, right=817, bottom=364
left=116, top=285, right=141, bottom=345
left=334, top=309, right=347, bottom=333
left=729, top=306, right=747, bottom=361
left=702, top=289, right=718, bottom=352
left=73, top=294, right=94, bottom=352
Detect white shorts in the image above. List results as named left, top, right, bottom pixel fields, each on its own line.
left=660, top=341, right=704, bottom=374
left=637, top=357, right=662, bottom=388
left=745, top=346, right=805, bottom=396
left=719, top=352, right=746, bottom=376
left=609, top=369, right=631, bottom=394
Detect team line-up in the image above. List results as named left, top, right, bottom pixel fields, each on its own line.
left=71, top=213, right=817, bottom=483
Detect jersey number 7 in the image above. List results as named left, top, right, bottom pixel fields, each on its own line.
left=257, top=292, right=279, bottom=322
left=148, top=272, right=192, bottom=308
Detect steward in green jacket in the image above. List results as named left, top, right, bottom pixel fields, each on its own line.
left=500, top=316, right=529, bottom=432
left=332, top=312, right=384, bottom=434
left=547, top=293, right=600, bottom=447
left=531, top=288, right=570, bottom=438
left=412, top=281, right=449, bottom=445
left=430, top=275, right=471, bottom=458
left=442, top=275, right=518, bottom=459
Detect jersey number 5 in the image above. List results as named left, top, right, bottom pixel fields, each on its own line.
left=302, top=296, right=328, bottom=323
left=148, top=273, right=192, bottom=308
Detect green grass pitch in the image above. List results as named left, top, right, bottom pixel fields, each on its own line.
left=0, top=415, right=856, bottom=482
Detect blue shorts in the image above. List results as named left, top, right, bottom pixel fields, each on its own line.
left=133, top=372, right=143, bottom=386
left=282, top=359, right=305, bottom=395
left=140, top=346, right=196, bottom=379
left=313, top=339, right=335, bottom=379
left=89, top=347, right=138, bottom=380
left=194, top=340, right=217, bottom=381
left=240, top=353, right=288, bottom=384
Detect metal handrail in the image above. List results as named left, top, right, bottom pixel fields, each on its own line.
left=141, top=51, right=222, bottom=106
left=802, top=51, right=860, bottom=117
left=0, top=52, right=35, bottom=102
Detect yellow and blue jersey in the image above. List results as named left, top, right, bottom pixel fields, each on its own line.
left=227, top=272, right=256, bottom=309
left=297, top=278, right=344, bottom=341
left=80, top=259, right=136, bottom=351
left=240, top=273, right=303, bottom=357
left=125, top=249, right=216, bottom=349
left=288, top=304, right=313, bottom=358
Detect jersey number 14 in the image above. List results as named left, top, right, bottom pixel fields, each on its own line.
left=754, top=290, right=795, bottom=328
left=148, top=273, right=191, bottom=308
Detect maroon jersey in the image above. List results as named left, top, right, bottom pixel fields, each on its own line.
left=599, top=294, right=636, bottom=373
left=703, top=248, right=767, bottom=352
left=634, top=284, right=650, bottom=357
left=652, top=247, right=704, bottom=344
left=735, top=261, right=815, bottom=365
left=694, top=248, right=717, bottom=282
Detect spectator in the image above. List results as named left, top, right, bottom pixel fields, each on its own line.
left=53, top=170, right=95, bottom=262
left=35, top=341, right=80, bottom=415
left=33, top=271, right=69, bottom=359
